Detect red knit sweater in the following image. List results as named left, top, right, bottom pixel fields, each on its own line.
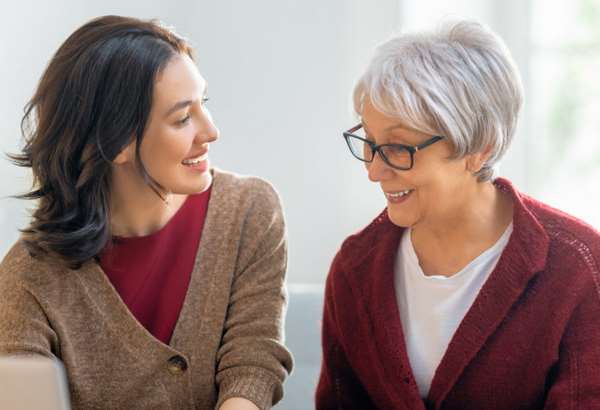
left=316, top=178, right=600, bottom=409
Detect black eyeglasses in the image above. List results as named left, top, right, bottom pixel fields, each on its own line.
left=343, top=124, right=445, bottom=170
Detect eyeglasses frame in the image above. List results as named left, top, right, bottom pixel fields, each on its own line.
left=342, top=123, right=445, bottom=170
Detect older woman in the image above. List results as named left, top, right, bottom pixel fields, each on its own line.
left=316, top=21, right=600, bottom=409
left=0, top=16, right=292, bottom=410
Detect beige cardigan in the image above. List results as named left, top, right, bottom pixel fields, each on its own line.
left=0, top=169, right=293, bottom=410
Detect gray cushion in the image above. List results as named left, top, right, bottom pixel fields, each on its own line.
left=276, top=284, right=324, bottom=409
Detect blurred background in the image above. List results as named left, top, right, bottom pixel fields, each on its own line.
left=0, top=0, right=598, bottom=408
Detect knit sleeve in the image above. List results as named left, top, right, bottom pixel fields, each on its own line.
left=315, top=252, right=377, bottom=409
left=215, top=179, right=293, bottom=410
left=0, top=263, right=58, bottom=358
left=544, top=279, right=600, bottom=408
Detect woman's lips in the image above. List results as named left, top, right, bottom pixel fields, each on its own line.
left=384, top=189, right=414, bottom=204
left=184, top=159, right=209, bottom=173
left=181, top=151, right=208, bottom=165
left=182, top=152, right=209, bottom=173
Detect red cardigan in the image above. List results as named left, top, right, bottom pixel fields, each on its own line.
left=316, top=178, right=600, bottom=409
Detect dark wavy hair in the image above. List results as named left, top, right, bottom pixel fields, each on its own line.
left=9, top=15, right=193, bottom=268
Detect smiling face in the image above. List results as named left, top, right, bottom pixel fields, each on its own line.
left=361, top=100, right=483, bottom=229
left=118, top=53, right=219, bottom=196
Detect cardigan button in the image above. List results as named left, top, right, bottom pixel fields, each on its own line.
left=167, top=355, right=188, bottom=375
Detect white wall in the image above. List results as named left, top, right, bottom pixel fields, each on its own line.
left=0, top=0, right=400, bottom=284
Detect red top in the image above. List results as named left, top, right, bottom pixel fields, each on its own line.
left=316, top=178, right=600, bottom=409
left=99, top=188, right=211, bottom=345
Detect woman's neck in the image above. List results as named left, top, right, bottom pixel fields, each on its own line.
left=410, top=181, right=514, bottom=277
left=108, top=166, right=187, bottom=238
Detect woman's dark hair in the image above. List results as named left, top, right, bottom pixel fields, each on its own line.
left=9, top=15, right=193, bottom=268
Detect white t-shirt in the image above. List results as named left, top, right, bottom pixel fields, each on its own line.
left=394, top=223, right=513, bottom=398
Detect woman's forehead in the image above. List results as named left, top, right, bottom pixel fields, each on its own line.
left=154, top=54, right=206, bottom=105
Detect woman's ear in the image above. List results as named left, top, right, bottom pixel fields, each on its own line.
left=112, top=141, right=135, bottom=165
left=466, top=146, right=493, bottom=174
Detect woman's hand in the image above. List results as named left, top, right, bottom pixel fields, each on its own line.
left=218, top=397, right=260, bottom=410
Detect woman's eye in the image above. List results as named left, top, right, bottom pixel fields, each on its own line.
left=201, top=96, right=210, bottom=105
left=178, top=114, right=191, bottom=125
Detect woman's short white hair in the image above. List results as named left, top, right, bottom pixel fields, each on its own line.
left=353, top=20, right=523, bottom=181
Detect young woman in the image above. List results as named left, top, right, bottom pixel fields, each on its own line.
left=0, top=16, right=292, bottom=410
left=317, top=21, right=600, bottom=409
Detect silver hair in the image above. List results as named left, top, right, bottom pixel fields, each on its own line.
left=353, top=20, right=523, bottom=181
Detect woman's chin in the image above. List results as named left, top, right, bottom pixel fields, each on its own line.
left=170, top=171, right=213, bottom=195
left=190, top=172, right=213, bottom=194
left=387, top=209, right=416, bottom=229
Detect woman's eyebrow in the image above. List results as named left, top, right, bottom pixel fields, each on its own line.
left=362, top=122, right=413, bottom=142
left=164, top=82, right=208, bottom=118
left=164, top=99, right=195, bottom=117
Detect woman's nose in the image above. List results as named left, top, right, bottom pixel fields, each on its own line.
left=195, top=108, right=219, bottom=144
left=367, top=152, right=393, bottom=183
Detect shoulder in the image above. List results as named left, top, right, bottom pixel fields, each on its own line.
left=1, top=241, right=50, bottom=283
left=340, top=209, right=397, bottom=262
left=211, top=170, right=288, bottom=274
left=212, top=168, right=282, bottom=210
left=328, top=209, right=400, bottom=281
left=525, top=193, right=599, bottom=239
left=518, top=196, right=600, bottom=343
left=211, top=168, right=286, bottom=247
left=495, top=178, right=600, bottom=282
left=213, top=168, right=280, bottom=198
left=525, top=194, right=600, bottom=272
left=513, top=191, right=600, bottom=306
left=0, top=240, right=71, bottom=297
